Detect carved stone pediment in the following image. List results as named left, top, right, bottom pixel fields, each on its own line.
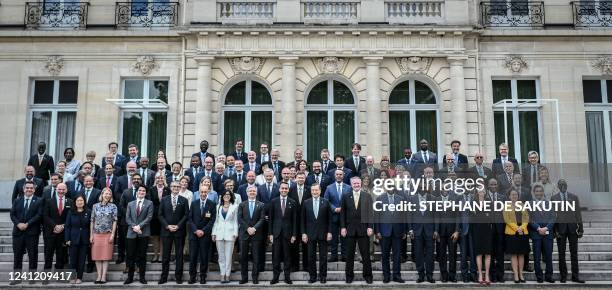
left=132, top=56, right=157, bottom=76
left=504, top=55, right=528, bottom=74
left=45, top=56, right=64, bottom=76
left=230, top=56, right=264, bottom=74
left=396, top=56, right=432, bottom=74
left=317, top=57, right=347, bottom=74
left=592, top=56, right=612, bottom=75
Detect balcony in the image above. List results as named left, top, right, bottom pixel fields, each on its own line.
left=115, top=1, right=179, bottom=28
left=480, top=1, right=544, bottom=27
left=301, top=1, right=360, bottom=24
left=25, top=1, right=89, bottom=29
left=385, top=1, right=445, bottom=24
left=572, top=1, right=612, bottom=27
left=217, top=1, right=276, bottom=24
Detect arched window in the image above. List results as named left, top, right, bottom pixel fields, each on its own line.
left=305, top=79, right=356, bottom=160
left=388, top=79, right=439, bottom=162
left=222, top=79, right=273, bottom=154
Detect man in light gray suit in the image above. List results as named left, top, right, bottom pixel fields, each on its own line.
left=124, top=185, right=153, bottom=285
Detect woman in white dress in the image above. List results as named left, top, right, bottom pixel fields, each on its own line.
left=212, top=191, right=239, bottom=283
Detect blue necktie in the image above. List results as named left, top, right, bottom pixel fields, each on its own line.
left=249, top=201, right=254, bottom=218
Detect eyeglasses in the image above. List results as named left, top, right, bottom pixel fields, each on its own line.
left=475, top=156, right=483, bottom=159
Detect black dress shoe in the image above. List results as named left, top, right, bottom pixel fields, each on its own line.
left=346, top=278, right=353, bottom=284
left=571, top=277, right=585, bottom=283
left=158, top=278, right=167, bottom=284
left=427, top=276, right=435, bottom=283
left=200, top=279, right=207, bottom=284
left=328, top=256, right=338, bottom=262
left=365, top=277, right=373, bottom=284
left=239, top=279, right=248, bottom=284
left=188, top=278, right=196, bottom=284
left=450, top=277, right=457, bottom=283
left=537, top=278, right=544, bottom=283
left=270, top=278, right=279, bottom=284
left=545, top=278, right=555, bottom=283
left=139, top=278, right=147, bottom=284
left=253, top=278, right=259, bottom=284
left=383, top=278, right=390, bottom=283
left=124, top=277, right=134, bottom=284
left=284, top=279, right=293, bottom=284
left=308, top=278, right=316, bottom=283
left=393, top=277, right=405, bottom=283
left=560, top=277, right=567, bottom=283
left=462, top=278, right=470, bottom=283
left=9, top=280, right=20, bottom=286
left=417, top=276, right=425, bottom=283
left=176, top=278, right=183, bottom=284
left=498, top=278, right=505, bottom=283
left=514, top=280, right=520, bottom=283
left=340, top=257, right=346, bottom=262
left=320, top=277, right=327, bottom=284
left=519, top=279, right=526, bottom=283
left=441, top=277, right=448, bottom=283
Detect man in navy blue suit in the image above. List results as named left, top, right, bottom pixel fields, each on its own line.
left=375, top=190, right=407, bottom=283
left=192, top=140, right=215, bottom=168
left=245, top=151, right=262, bottom=175
left=184, top=156, right=203, bottom=192
left=101, top=141, right=125, bottom=169
left=323, top=169, right=351, bottom=262
left=435, top=183, right=461, bottom=283
left=10, top=181, right=42, bottom=285
left=121, top=144, right=141, bottom=176
left=238, top=171, right=258, bottom=202
left=306, top=161, right=332, bottom=189
left=230, top=139, right=248, bottom=164
left=344, top=143, right=366, bottom=174
left=396, top=148, right=414, bottom=176
left=257, top=169, right=280, bottom=205
left=327, top=154, right=352, bottom=184
left=491, top=143, right=519, bottom=177
left=458, top=188, right=477, bottom=282
left=442, top=140, right=469, bottom=172
left=529, top=185, right=556, bottom=283
left=409, top=185, right=439, bottom=283
left=194, top=156, right=219, bottom=193
left=188, top=186, right=217, bottom=284
left=12, top=166, right=44, bottom=201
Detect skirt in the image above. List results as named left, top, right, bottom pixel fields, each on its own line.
left=91, top=233, right=114, bottom=261
left=504, top=234, right=531, bottom=255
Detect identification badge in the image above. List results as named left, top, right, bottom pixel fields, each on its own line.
left=205, top=212, right=211, bottom=218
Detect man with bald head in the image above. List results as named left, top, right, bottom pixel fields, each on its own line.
left=359, top=155, right=380, bottom=178
left=115, top=161, right=138, bottom=195
left=12, top=165, right=44, bottom=201
left=42, top=183, right=72, bottom=281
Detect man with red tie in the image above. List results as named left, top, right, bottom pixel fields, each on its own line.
left=42, top=183, right=72, bottom=284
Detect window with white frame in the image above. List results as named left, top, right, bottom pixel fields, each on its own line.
left=120, top=79, right=168, bottom=157
left=305, top=79, right=356, bottom=160
left=222, top=80, right=273, bottom=154
left=29, top=79, right=78, bottom=160
left=388, top=79, right=439, bottom=162
left=492, top=79, right=541, bottom=163
left=583, top=79, right=612, bottom=192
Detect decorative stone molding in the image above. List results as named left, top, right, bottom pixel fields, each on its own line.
left=229, top=56, right=264, bottom=74
left=45, top=56, right=64, bottom=76
left=132, top=56, right=157, bottom=76
left=396, top=56, right=432, bottom=74
left=317, top=57, right=347, bottom=74
left=504, top=55, right=528, bottom=74
left=592, top=56, right=612, bottom=75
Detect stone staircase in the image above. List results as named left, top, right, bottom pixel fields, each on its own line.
left=1, top=212, right=611, bottom=286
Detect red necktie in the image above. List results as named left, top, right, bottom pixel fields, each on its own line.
left=106, top=177, right=110, bottom=188
left=58, top=197, right=63, bottom=216
left=136, top=201, right=141, bottom=216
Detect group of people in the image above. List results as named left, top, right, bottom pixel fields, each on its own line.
left=10, top=139, right=585, bottom=285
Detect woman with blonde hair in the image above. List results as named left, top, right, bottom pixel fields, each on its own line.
left=503, top=189, right=530, bottom=283
left=90, top=187, right=117, bottom=284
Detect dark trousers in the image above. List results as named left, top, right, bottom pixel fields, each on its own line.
left=239, top=239, right=261, bottom=281
left=307, top=239, right=328, bottom=280
left=161, top=235, right=185, bottom=279
left=329, top=220, right=345, bottom=259
left=401, top=236, right=409, bottom=261
left=116, top=224, right=128, bottom=260
left=557, top=233, right=580, bottom=279
left=44, top=234, right=66, bottom=270
left=272, top=236, right=292, bottom=279
left=345, top=236, right=372, bottom=280
left=414, top=231, right=434, bottom=277
left=189, top=236, right=212, bottom=280
left=13, top=234, right=39, bottom=271
left=490, top=231, right=505, bottom=280
left=381, top=236, right=402, bottom=280
left=291, top=239, right=308, bottom=271
left=69, top=244, right=87, bottom=279
left=460, top=233, right=477, bottom=280
left=438, top=233, right=458, bottom=280
left=126, top=236, right=149, bottom=279
left=532, top=238, right=553, bottom=280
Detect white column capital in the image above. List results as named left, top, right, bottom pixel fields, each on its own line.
left=279, top=56, right=299, bottom=64
left=447, top=56, right=468, bottom=66
left=194, top=56, right=215, bottom=65
left=363, top=56, right=383, bottom=65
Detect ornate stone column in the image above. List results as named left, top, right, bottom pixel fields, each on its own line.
left=364, top=56, right=383, bottom=159
left=448, top=56, right=468, bottom=148
left=194, top=56, right=214, bottom=152
left=279, top=56, right=298, bottom=158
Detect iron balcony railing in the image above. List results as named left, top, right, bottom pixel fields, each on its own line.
left=571, top=1, right=612, bottom=27
left=115, top=1, right=179, bottom=28
left=480, top=1, right=544, bottom=27
left=25, top=1, right=89, bottom=29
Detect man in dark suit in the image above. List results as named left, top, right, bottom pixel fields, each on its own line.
left=115, top=161, right=138, bottom=197
left=137, top=157, right=156, bottom=188
left=306, top=161, right=332, bottom=189
left=124, top=185, right=154, bottom=285
left=340, top=176, right=374, bottom=284
left=118, top=173, right=143, bottom=266
left=194, top=156, right=219, bottom=193
left=487, top=178, right=506, bottom=282
left=469, top=152, right=493, bottom=180
left=491, top=142, right=518, bottom=177
left=529, top=184, right=555, bottom=283
left=327, top=154, right=352, bottom=184
left=345, top=143, right=367, bottom=174
left=375, top=190, right=407, bottom=284
left=360, top=156, right=381, bottom=178
left=442, top=140, right=469, bottom=171
left=496, top=161, right=516, bottom=194
left=286, top=148, right=307, bottom=170
left=551, top=179, right=585, bottom=283
left=239, top=171, right=259, bottom=202
left=412, top=139, right=438, bottom=175
left=319, top=149, right=336, bottom=176
left=257, top=169, right=279, bottom=204
left=185, top=155, right=203, bottom=192
left=12, top=166, right=44, bottom=201
left=214, top=162, right=228, bottom=193
left=100, top=153, right=122, bottom=178
left=192, top=139, right=215, bottom=168
left=256, top=143, right=270, bottom=165
left=268, top=182, right=298, bottom=284
left=396, top=147, right=414, bottom=175
left=245, top=151, right=262, bottom=175
left=42, top=173, right=62, bottom=203
left=269, top=149, right=286, bottom=181
left=522, top=150, right=545, bottom=187
left=323, top=169, right=351, bottom=262
left=121, top=144, right=141, bottom=176
left=301, top=183, right=333, bottom=284
left=101, top=141, right=125, bottom=169
left=238, top=185, right=266, bottom=284
left=65, top=170, right=85, bottom=198
left=42, top=183, right=72, bottom=281
left=435, top=187, right=460, bottom=283
left=409, top=186, right=438, bottom=283
left=230, top=139, right=248, bottom=164
left=458, top=189, right=477, bottom=282
left=231, top=160, right=247, bottom=186
left=188, top=186, right=217, bottom=284
left=27, top=142, right=55, bottom=186
left=96, top=163, right=118, bottom=190
left=9, top=181, right=42, bottom=285
left=158, top=181, right=190, bottom=284
left=288, top=172, right=311, bottom=271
